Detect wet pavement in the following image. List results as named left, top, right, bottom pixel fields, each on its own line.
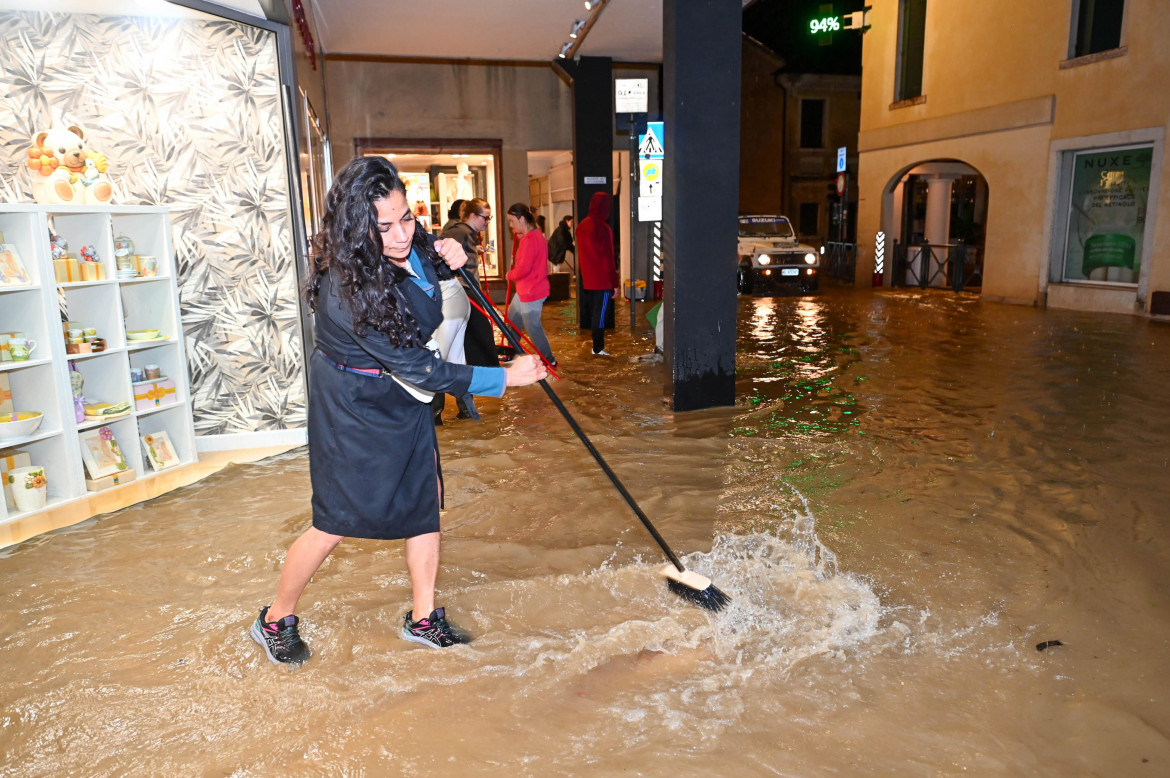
left=2, top=285, right=1169, bottom=775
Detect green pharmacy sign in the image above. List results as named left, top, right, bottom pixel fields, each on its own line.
left=809, top=15, right=841, bottom=33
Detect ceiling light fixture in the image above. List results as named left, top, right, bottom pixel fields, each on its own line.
left=584, top=1, right=594, bottom=9
left=558, top=41, right=574, bottom=59
left=569, top=19, right=586, bottom=39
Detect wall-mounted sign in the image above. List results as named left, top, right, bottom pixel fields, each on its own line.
left=809, top=16, right=840, bottom=34
left=1062, top=145, right=1151, bottom=284
left=583, top=176, right=607, bottom=185
left=615, top=78, right=648, bottom=114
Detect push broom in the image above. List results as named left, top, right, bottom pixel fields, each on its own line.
left=457, top=267, right=730, bottom=612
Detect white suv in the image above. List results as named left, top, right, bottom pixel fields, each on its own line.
left=737, top=215, right=820, bottom=294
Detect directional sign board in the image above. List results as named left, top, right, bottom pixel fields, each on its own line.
left=638, top=122, right=664, bottom=159
left=639, top=159, right=662, bottom=197
left=837, top=146, right=847, bottom=173
left=615, top=78, right=648, bottom=114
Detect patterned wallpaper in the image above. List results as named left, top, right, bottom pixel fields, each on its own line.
left=0, top=11, right=306, bottom=436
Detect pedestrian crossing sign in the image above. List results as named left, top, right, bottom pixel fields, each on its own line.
left=638, top=122, right=664, bottom=159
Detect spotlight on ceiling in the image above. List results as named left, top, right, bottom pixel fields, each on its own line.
left=569, top=19, right=586, bottom=39
left=584, top=1, right=594, bottom=10
left=558, top=41, right=574, bottom=59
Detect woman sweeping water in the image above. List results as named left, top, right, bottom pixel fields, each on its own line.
left=250, top=156, right=546, bottom=665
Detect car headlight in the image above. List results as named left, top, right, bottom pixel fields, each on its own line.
left=757, top=254, right=771, bottom=265
left=804, top=252, right=817, bottom=264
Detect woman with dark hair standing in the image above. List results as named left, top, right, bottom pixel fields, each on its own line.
left=505, top=203, right=556, bottom=367
left=250, top=157, right=546, bottom=665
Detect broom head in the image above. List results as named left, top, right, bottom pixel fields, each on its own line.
left=661, top=565, right=731, bottom=612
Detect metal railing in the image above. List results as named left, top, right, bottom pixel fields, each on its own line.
left=892, top=241, right=983, bottom=291
left=822, top=241, right=856, bottom=282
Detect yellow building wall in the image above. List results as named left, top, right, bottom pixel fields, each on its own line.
left=856, top=0, right=1170, bottom=314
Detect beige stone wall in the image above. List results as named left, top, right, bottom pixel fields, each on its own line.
left=740, top=39, right=785, bottom=215
left=323, top=58, right=572, bottom=259
left=856, top=0, right=1170, bottom=314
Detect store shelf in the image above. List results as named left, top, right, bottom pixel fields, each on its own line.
left=0, top=204, right=195, bottom=529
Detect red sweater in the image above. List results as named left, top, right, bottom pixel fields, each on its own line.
left=506, top=229, right=551, bottom=302
left=577, top=192, right=619, bottom=291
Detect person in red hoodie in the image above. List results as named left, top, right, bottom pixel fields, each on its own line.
left=505, top=203, right=556, bottom=366
left=576, top=191, right=620, bottom=355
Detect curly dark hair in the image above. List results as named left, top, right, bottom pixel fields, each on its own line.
left=304, top=156, right=447, bottom=346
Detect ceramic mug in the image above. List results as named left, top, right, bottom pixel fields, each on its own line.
left=0, top=332, right=12, bottom=362
left=137, top=256, right=158, bottom=277
left=9, top=337, right=36, bottom=361
left=9, top=466, right=47, bottom=512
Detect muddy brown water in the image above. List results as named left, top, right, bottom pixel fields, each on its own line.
left=2, top=288, right=1169, bottom=776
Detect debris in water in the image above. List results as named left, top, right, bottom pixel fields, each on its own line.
left=1036, top=640, right=1063, bottom=651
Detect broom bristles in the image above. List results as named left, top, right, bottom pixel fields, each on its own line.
left=661, top=565, right=731, bottom=612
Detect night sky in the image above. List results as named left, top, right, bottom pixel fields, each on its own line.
left=742, top=0, right=864, bottom=75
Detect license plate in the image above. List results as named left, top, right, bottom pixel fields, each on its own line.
left=781, top=268, right=799, bottom=276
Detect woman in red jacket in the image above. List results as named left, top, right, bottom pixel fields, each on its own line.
left=505, top=203, right=557, bottom=366
left=576, top=192, right=620, bottom=355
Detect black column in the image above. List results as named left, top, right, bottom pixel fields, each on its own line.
left=662, top=0, right=741, bottom=410
left=561, top=56, right=615, bottom=329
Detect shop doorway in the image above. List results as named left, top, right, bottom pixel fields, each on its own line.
left=885, top=160, right=988, bottom=290
left=355, top=140, right=504, bottom=282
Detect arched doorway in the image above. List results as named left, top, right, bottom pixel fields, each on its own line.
left=881, top=160, right=988, bottom=290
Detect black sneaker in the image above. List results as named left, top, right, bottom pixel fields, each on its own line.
left=401, top=608, right=472, bottom=649
left=250, top=606, right=311, bottom=665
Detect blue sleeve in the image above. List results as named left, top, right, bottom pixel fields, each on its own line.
left=468, top=366, right=507, bottom=398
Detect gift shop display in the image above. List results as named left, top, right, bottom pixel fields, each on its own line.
left=9, top=465, right=47, bottom=512
left=0, top=448, right=32, bottom=510
left=26, top=125, right=113, bottom=206
left=0, top=203, right=195, bottom=525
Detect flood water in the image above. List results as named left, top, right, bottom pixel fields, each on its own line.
left=3, top=286, right=1170, bottom=776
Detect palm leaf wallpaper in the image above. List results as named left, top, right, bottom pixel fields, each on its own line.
left=0, top=11, right=306, bottom=436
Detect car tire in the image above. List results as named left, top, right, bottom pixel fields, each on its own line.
left=737, top=265, right=753, bottom=294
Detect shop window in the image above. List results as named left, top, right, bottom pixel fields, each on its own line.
left=1071, top=0, right=1126, bottom=58
left=1058, top=144, right=1151, bottom=284
left=800, top=99, right=825, bottom=149
left=799, top=202, right=820, bottom=237
left=895, top=0, right=927, bottom=102
left=355, top=142, right=503, bottom=280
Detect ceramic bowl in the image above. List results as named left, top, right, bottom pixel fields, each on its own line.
left=0, top=411, right=44, bottom=440
left=126, top=329, right=162, bottom=341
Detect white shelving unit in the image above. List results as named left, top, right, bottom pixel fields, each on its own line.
left=0, top=204, right=195, bottom=528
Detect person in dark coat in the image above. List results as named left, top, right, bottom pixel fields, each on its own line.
left=548, top=215, right=575, bottom=271
left=250, top=157, right=546, bottom=664
left=577, top=192, right=620, bottom=355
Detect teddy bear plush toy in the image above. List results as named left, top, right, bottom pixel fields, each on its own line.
left=26, top=126, right=113, bottom=205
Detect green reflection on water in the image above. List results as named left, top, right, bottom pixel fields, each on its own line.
left=735, top=298, right=867, bottom=440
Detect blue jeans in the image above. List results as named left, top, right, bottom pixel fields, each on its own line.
left=506, top=296, right=555, bottom=363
